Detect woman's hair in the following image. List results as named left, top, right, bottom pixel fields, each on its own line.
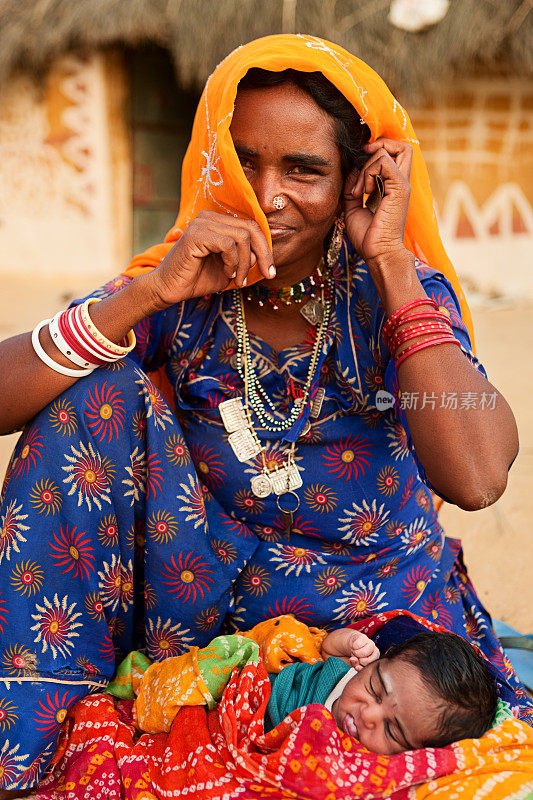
left=237, top=68, right=371, bottom=179
left=383, top=631, right=499, bottom=747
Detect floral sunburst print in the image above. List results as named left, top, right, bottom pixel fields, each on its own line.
left=30, top=595, right=82, bottom=659
left=314, top=566, right=347, bottom=596
left=400, top=517, right=431, bottom=555
left=96, top=514, right=119, bottom=548
left=256, top=524, right=282, bottom=543
left=145, top=617, right=194, bottom=660
left=145, top=448, right=165, bottom=500
left=143, top=581, right=157, bottom=611
left=160, top=551, right=214, bottom=604
left=33, top=689, right=81, bottom=737
left=10, top=560, right=44, bottom=597
left=333, top=580, right=387, bottom=620
left=384, top=420, right=410, bottom=461
left=49, top=524, right=96, bottom=580
left=49, top=398, right=78, bottom=437
left=240, top=564, right=272, bottom=597
left=210, top=538, right=238, bottom=565
left=322, top=434, right=372, bottom=481
left=177, top=473, right=207, bottom=529
left=268, top=544, right=326, bottom=578
left=0, top=698, right=19, bottom=733
left=218, top=337, right=239, bottom=364
left=146, top=510, right=179, bottom=545
left=131, top=409, right=147, bottom=438
left=464, top=606, right=488, bottom=642
left=0, top=740, right=30, bottom=789
left=322, top=540, right=352, bottom=557
left=84, top=380, right=126, bottom=443
left=164, top=433, right=191, bottom=468
left=135, top=370, right=173, bottom=430
left=11, top=426, right=44, bottom=480
left=339, top=499, right=390, bottom=547
left=62, top=441, right=114, bottom=511
left=364, top=365, right=385, bottom=394
left=1, top=644, right=37, bottom=677
left=97, top=555, right=122, bottom=613
left=401, top=565, right=434, bottom=605
left=266, top=596, right=315, bottom=623
left=84, top=592, right=105, bottom=622
left=232, top=488, right=265, bottom=516
left=376, top=465, right=399, bottom=497
left=190, top=443, right=226, bottom=489
left=375, top=557, right=401, bottom=580
left=303, top=484, right=339, bottom=514
left=0, top=500, right=29, bottom=565
left=419, top=592, right=453, bottom=628
left=122, top=446, right=147, bottom=505
left=28, top=478, right=62, bottom=516
left=195, top=605, right=221, bottom=632
left=443, top=584, right=461, bottom=605
left=489, top=647, right=516, bottom=681
left=354, top=296, right=372, bottom=331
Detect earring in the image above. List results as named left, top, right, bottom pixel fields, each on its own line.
left=273, top=195, right=287, bottom=210
left=326, top=213, right=345, bottom=269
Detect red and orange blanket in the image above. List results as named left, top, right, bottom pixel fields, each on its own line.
left=28, top=613, right=533, bottom=800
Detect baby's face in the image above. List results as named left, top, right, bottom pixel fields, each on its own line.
left=331, top=656, right=441, bottom=754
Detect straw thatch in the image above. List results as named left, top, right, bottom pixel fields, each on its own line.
left=0, top=0, right=531, bottom=99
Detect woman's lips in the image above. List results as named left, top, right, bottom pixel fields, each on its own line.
left=342, top=714, right=359, bottom=739
left=268, top=226, right=293, bottom=239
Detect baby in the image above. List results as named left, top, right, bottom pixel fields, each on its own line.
left=266, top=628, right=498, bottom=754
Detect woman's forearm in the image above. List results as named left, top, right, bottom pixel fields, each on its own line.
left=0, top=273, right=162, bottom=435
left=369, top=251, right=519, bottom=510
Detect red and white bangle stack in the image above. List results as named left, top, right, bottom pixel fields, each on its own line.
left=382, top=297, right=459, bottom=370
left=32, top=298, right=136, bottom=378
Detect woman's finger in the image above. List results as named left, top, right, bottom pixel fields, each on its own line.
left=364, top=139, right=413, bottom=180
left=247, top=219, right=276, bottom=281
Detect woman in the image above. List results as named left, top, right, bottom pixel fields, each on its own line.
left=0, top=34, right=530, bottom=793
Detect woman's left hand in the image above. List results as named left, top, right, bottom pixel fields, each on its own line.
left=343, top=138, right=413, bottom=267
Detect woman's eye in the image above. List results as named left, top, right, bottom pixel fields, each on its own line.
left=291, top=165, right=318, bottom=175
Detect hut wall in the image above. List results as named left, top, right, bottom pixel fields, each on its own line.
left=410, top=75, right=533, bottom=299
left=0, top=51, right=130, bottom=281
left=0, top=49, right=531, bottom=301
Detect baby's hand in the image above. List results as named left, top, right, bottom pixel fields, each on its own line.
left=348, top=631, right=380, bottom=671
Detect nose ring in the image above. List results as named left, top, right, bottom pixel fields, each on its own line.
left=272, top=195, right=287, bottom=210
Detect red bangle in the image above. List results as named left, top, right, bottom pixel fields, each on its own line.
left=395, top=335, right=460, bottom=369
left=57, top=308, right=106, bottom=365
left=389, top=322, right=452, bottom=353
left=382, top=297, right=438, bottom=340
left=393, top=310, right=452, bottom=327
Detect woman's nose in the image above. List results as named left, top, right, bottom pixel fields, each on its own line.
left=251, top=171, right=285, bottom=213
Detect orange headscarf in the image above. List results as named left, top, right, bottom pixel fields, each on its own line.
left=124, top=33, right=474, bottom=342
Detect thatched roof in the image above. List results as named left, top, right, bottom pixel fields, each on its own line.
left=0, top=0, right=531, bottom=100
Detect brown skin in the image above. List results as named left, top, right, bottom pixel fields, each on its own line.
left=0, top=78, right=521, bottom=800
left=331, top=657, right=443, bottom=754
left=0, top=82, right=519, bottom=511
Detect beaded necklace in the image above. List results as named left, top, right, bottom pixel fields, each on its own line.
left=233, top=271, right=333, bottom=433
left=243, top=260, right=325, bottom=310
left=218, top=270, right=333, bottom=533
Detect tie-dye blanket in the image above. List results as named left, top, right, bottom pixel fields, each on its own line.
left=27, top=635, right=533, bottom=800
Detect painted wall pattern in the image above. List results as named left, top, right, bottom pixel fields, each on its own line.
left=0, top=55, right=531, bottom=299
left=0, top=54, right=118, bottom=278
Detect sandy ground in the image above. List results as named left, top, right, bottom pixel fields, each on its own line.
left=1, top=273, right=531, bottom=633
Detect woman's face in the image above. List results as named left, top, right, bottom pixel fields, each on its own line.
left=230, top=82, right=344, bottom=276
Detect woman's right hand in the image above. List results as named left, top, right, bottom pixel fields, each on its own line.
left=146, top=211, right=276, bottom=309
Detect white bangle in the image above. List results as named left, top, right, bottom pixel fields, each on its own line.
left=31, top=319, right=95, bottom=378
left=49, top=312, right=100, bottom=368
